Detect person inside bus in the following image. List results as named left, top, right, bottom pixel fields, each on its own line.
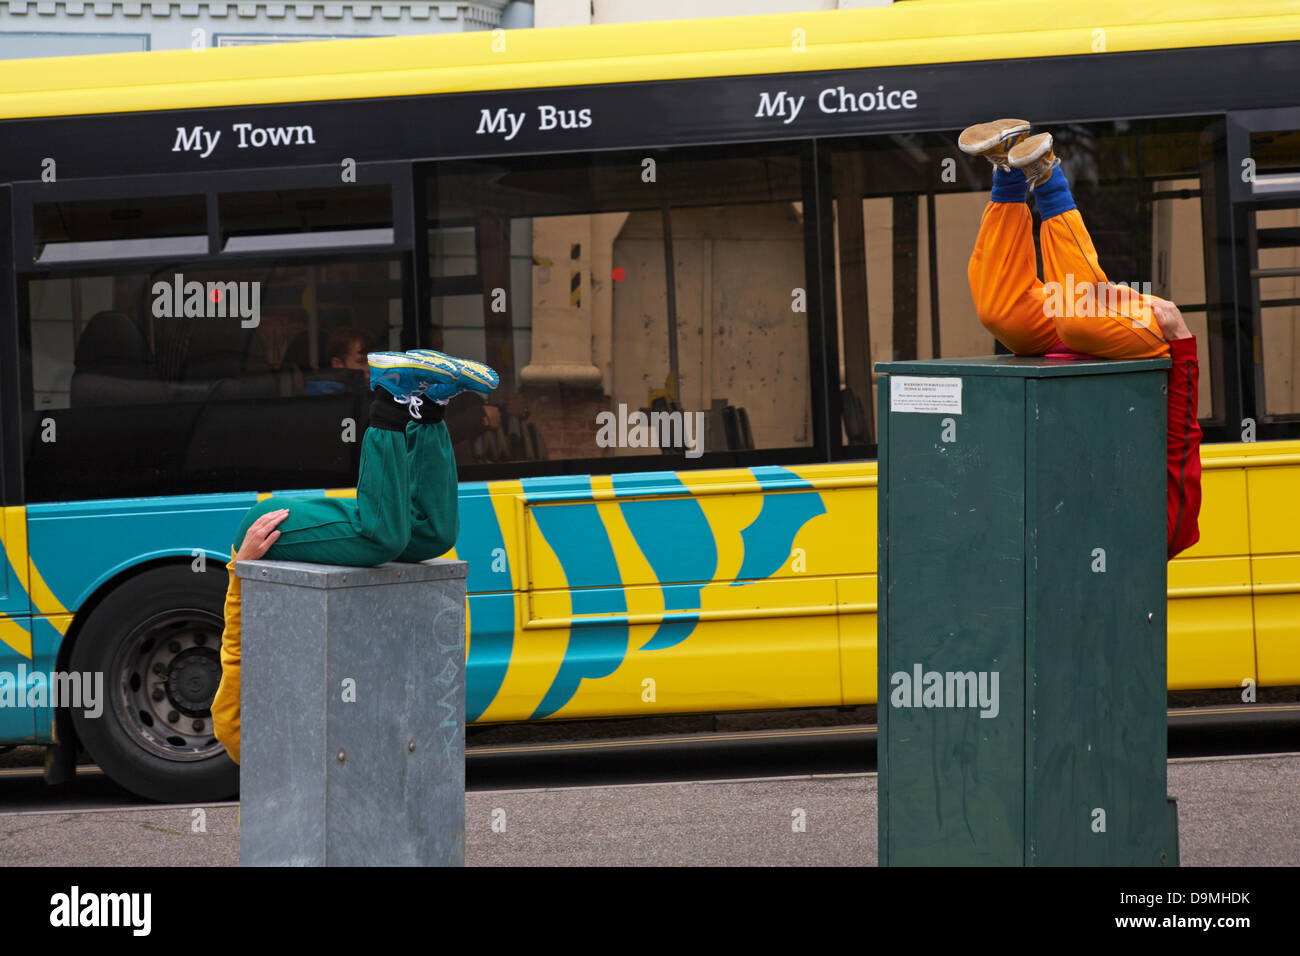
left=959, top=119, right=1203, bottom=559
left=209, top=348, right=498, bottom=763
left=327, top=325, right=371, bottom=372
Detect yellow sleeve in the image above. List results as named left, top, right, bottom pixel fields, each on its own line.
left=210, top=550, right=242, bottom=765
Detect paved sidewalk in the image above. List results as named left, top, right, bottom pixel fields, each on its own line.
left=1, top=754, right=1295, bottom=866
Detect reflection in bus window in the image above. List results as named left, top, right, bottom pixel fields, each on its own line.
left=23, top=256, right=405, bottom=501
left=1255, top=203, right=1300, bottom=421
left=424, top=145, right=812, bottom=467
left=830, top=119, right=1225, bottom=452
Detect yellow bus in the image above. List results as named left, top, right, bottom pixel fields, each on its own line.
left=0, top=0, right=1297, bottom=800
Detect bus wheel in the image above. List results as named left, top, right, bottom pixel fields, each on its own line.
left=69, top=563, right=238, bottom=803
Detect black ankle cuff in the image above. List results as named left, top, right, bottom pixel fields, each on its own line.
left=414, top=401, right=446, bottom=424
left=369, top=390, right=409, bottom=431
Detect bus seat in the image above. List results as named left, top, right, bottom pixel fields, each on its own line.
left=178, top=319, right=257, bottom=382
left=70, top=311, right=166, bottom=407
left=281, top=330, right=311, bottom=371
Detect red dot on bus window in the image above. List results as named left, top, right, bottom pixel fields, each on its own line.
left=210, top=288, right=223, bottom=303
left=612, top=267, right=626, bottom=282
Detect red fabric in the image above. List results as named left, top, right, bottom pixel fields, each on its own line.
left=1165, top=336, right=1202, bottom=559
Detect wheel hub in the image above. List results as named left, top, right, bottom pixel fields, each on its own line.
left=165, top=647, right=222, bottom=717
left=114, top=609, right=226, bottom=762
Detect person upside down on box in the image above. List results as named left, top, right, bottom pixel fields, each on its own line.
left=209, top=349, right=498, bottom=764
left=960, top=119, right=1203, bottom=560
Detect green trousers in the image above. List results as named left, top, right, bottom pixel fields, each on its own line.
left=233, top=420, right=459, bottom=565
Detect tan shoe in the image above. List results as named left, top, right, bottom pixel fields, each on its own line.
left=1008, top=131, right=1061, bottom=189
left=958, top=119, right=1031, bottom=171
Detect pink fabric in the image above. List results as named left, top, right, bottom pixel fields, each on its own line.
left=1044, top=339, right=1098, bottom=361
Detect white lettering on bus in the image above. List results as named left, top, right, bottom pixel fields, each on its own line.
left=754, top=91, right=805, bottom=124
left=537, top=105, right=592, bottom=131
left=817, top=85, right=918, bottom=114
left=476, top=107, right=526, bottom=141
left=171, top=125, right=221, bottom=159
left=232, top=122, right=316, bottom=149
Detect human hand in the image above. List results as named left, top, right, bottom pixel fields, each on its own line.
left=236, top=509, right=289, bottom=561
left=1151, top=298, right=1191, bottom=341
left=482, top=405, right=502, bottom=430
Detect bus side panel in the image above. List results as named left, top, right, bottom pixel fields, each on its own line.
left=0, top=507, right=35, bottom=740
left=1166, top=461, right=1256, bottom=689
left=24, top=494, right=261, bottom=615
left=1248, top=456, right=1300, bottom=684
left=30, top=615, right=69, bottom=743
left=464, top=591, right=522, bottom=724
left=837, top=574, right=877, bottom=706
left=1, top=506, right=32, bottom=615
left=485, top=466, right=851, bottom=721
left=0, top=613, right=35, bottom=740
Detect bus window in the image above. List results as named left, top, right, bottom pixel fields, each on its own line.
left=34, top=194, right=207, bottom=263
left=1256, top=205, right=1300, bottom=419
left=1152, top=178, right=1212, bottom=421
left=831, top=132, right=1004, bottom=452
left=22, top=254, right=405, bottom=502
left=423, top=143, right=812, bottom=469
left=1248, top=130, right=1300, bottom=422
left=218, top=185, right=393, bottom=253
left=830, top=117, right=1225, bottom=454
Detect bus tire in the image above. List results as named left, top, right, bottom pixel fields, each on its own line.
left=68, top=562, right=238, bottom=803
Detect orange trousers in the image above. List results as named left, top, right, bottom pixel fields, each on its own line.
left=968, top=201, right=1170, bottom=359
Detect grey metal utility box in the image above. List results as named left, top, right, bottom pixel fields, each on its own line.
left=237, top=558, right=467, bottom=867
left=876, top=355, right=1178, bottom=866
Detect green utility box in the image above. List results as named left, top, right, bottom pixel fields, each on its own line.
left=876, top=355, right=1178, bottom=866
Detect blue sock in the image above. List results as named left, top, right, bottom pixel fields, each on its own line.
left=991, top=166, right=1028, bottom=203
left=1034, top=166, right=1076, bottom=220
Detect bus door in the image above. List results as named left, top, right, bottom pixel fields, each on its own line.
left=0, top=508, right=36, bottom=739
left=0, top=179, right=35, bottom=735
left=1227, top=109, right=1300, bottom=686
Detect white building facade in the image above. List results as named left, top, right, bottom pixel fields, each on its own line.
left=0, top=0, right=532, bottom=57
left=0, top=0, right=893, bottom=58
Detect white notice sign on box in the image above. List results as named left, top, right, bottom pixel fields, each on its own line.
left=890, top=376, right=962, bottom=414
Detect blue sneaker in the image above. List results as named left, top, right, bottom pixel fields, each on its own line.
left=407, top=349, right=500, bottom=399
left=368, top=351, right=458, bottom=417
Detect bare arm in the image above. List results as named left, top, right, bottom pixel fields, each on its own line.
left=235, top=508, right=290, bottom=562
left=1152, top=298, right=1192, bottom=341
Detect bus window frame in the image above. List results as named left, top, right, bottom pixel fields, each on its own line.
left=12, top=161, right=415, bottom=274
left=3, top=97, right=1291, bottom=490
left=415, top=139, right=835, bottom=483
left=1226, top=108, right=1300, bottom=432
left=14, top=245, right=418, bottom=504
left=818, top=117, right=1256, bottom=454
left=0, top=184, right=23, bottom=507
